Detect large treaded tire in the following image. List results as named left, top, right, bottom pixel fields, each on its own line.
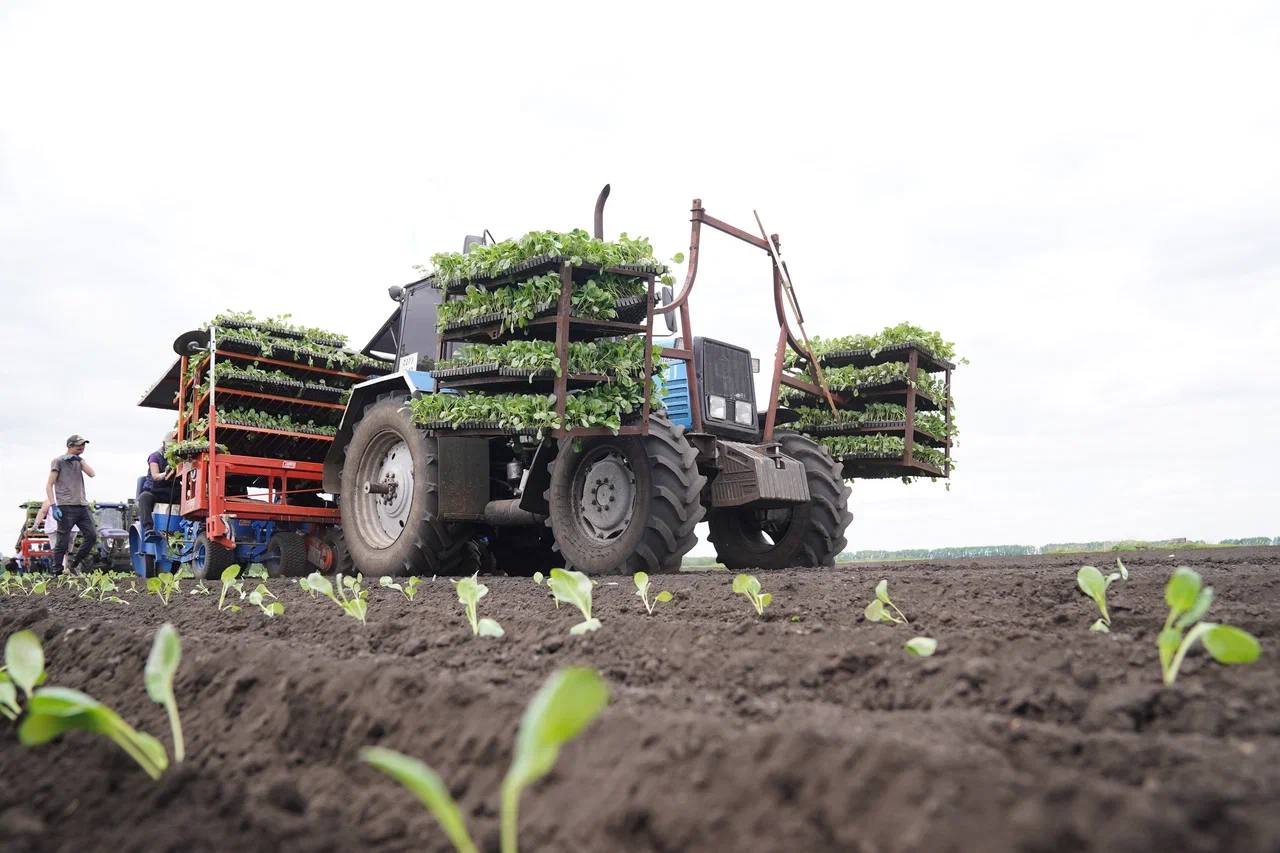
left=264, top=531, right=309, bottom=578
left=323, top=527, right=356, bottom=575
left=192, top=533, right=237, bottom=580
left=546, top=415, right=705, bottom=575
left=707, top=432, right=852, bottom=570
left=339, top=397, right=472, bottom=577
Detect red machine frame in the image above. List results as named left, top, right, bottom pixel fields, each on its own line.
left=173, top=327, right=345, bottom=547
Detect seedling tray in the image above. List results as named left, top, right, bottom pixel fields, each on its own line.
left=814, top=342, right=954, bottom=374
left=783, top=379, right=943, bottom=413
left=214, top=319, right=347, bottom=349
left=440, top=295, right=653, bottom=344
left=432, top=363, right=609, bottom=393
left=418, top=420, right=542, bottom=437
left=838, top=453, right=948, bottom=480
left=799, top=420, right=948, bottom=447
left=216, top=372, right=350, bottom=403
left=430, top=256, right=665, bottom=293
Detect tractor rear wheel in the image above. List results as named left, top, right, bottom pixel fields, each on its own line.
left=707, top=432, right=852, bottom=570
left=192, top=532, right=237, bottom=580
left=323, top=527, right=356, bottom=575
left=546, top=415, right=705, bottom=574
left=263, top=531, right=309, bottom=578
left=339, top=397, right=472, bottom=577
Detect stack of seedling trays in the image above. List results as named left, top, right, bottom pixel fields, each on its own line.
left=413, top=233, right=668, bottom=437
left=183, top=314, right=391, bottom=462
left=782, top=337, right=956, bottom=480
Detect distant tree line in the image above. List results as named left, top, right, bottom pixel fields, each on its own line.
left=838, top=537, right=1278, bottom=562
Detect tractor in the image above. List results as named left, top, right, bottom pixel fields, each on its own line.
left=323, top=190, right=860, bottom=577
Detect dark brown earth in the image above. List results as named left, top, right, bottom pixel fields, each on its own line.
left=2, top=546, right=1279, bottom=853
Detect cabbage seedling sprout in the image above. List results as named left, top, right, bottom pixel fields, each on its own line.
left=904, top=637, right=938, bottom=657
left=1158, top=566, right=1261, bottom=685
left=547, top=569, right=600, bottom=634
left=19, top=686, right=169, bottom=780
left=732, top=573, right=772, bottom=616
left=304, top=572, right=369, bottom=623
left=144, top=623, right=184, bottom=762
left=864, top=579, right=908, bottom=625
left=453, top=573, right=503, bottom=637
left=1076, top=561, right=1127, bottom=632
left=5, top=629, right=45, bottom=701
left=218, top=565, right=243, bottom=611
left=380, top=575, right=422, bottom=601
left=633, top=572, right=673, bottom=615
left=248, top=584, right=285, bottom=617
left=362, top=747, right=479, bottom=853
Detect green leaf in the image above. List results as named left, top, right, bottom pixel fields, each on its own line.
left=1175, top=586, right=1214, bottom=631
left=220, top=565, right=242, bottom=584
left=305, top=572, right=333, bottom=598
left=5, top=630, right=44, bottom=699
left=548, top=569, right=594, bottom=622
left=875, top=579, right=890, bottom=604
left=362, top=747, right=478, bottom=853
left=864, top=600, right=887, bottom=622
left=1090, top=618, right=1110, bottom=633
left=1076, top=565, right=1106, bottom=600
left=1157, top=628, right=1182, bottom=675
left=144, top=624, right=180, bottom=706
left=0, top=681, right=19, bottom=720
left=532, top=572, right=544, bottom=585
left=505, top=668, right=609, bottom=793
left=633, top=571, right=649, bottom=593
left=758, top=593, right=772, bottom=610
left=732, top=574, right=759, bottom=596
left=1165, top=566, right=1201, bottom=613
left=477, top=618, right=505, bottom=638
left=1202, top=625, right=1261, bottom=665
left=904, top=637, right=938, bottom=657
left=19, top=687, right=169, bottom=780
left=266, top=602, right=285, bottom=616
left=569, top=618, right=602, bottom=635
left=1116, top=557, right=1128, bottom=581
left=655, top=591, right=673, bottom=603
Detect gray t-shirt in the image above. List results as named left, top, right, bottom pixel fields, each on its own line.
left=50, top=455, right=88, bottom=506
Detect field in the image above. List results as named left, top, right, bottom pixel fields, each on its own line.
left=2, top=547, right=1278, bottom=852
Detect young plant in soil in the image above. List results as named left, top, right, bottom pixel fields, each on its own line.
left=453, top=573, right=504, bottom=638
left=218, top=565, right=244, bottom=612
left=361, top=666, right=609, bottom=853
left=1077, top=559, right=1127, bottom=632
left=864, top=579, right=909, bottom=625
left=633, top=571, right=673, bottom=615
left=1158, top=566, right=1261, bottom=686
left=380, top=575, right=422, bottom=601
left=904, top=637, right=938, bottom=657
left=147, top=567, right=196, bottom=606
left=548, top=569, right=600, bottom=634
left=303, top=572, right=369, bottom=623
left=2, top=629, right=46, bottom=719
left=733, top=573, right=772, bottom=617
left=248, top=584, right=284, bottom=617
left=144, top=623, right=184, bottom=762
left=14, top=632, right=169, bottom=780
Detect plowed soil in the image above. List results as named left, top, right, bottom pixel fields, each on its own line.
left=2, top=547, right=1279, bottom=853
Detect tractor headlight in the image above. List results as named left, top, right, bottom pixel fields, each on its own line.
left=708, top=395, right=727, bottom=420
left=734, top=400, right=755, bottom=426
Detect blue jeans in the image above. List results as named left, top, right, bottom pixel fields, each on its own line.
left=52, top=505, right=97, bottom=572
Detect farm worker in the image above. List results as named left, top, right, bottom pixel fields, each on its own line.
left=139, top=431, right=178, bottom=542
left=32, top=498, right=79, bottom=571
left=47, top=434, right=97, bottom=574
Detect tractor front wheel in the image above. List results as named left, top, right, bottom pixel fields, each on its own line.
left=546, top=415, right=705, bottom=574
left=339, top=397, right=472, bottom=577
left=707, top=432, right=852, bottom=570
left=263, top=532, right=309, bottom=578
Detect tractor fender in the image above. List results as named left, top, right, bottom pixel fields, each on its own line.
left=517, top=437, right=558, bottom=516
left=323, top=370, right=435, bottom=495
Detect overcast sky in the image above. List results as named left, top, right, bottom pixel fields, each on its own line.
left=1, top=1, right=1277, bottom=554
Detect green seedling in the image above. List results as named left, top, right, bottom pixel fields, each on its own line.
left=147, top=572, right=179, bottom=606
left=245, top=563, right=269, bottom=580
left=904, top=636, right=938, bottom=657
left=20, top=686, right=169, bottom=780
left=190, top=581, right=211, bottom=595
left=144, top=623, right=184, bottom=762
left=30, top=577, right=49, bottom=595
left=732, top=573, right=772, bottom=617
left=453, top=573, right=504, bottom=637
left=547, top=569, right=600, bottom=634
left=5, top=629, right=45, bottom=709
left=633, top=572, right=673, bottom=615
left=532, top=572, right=544, bottom=585
left=362, top=666, right=608, bottom=853
left=379, top=575, right=422, bottom=601
left=864, top=579, right=908, bottom=624
left=0, top=677, right=19, bottom=721
left=1076, top=559, right=1127, bottom=632
left=218, top=565, right=243, bottom=612
left=248, top=584, right=285, bottom=617
left=304, top=572, right=369, bottom=623
left=1158, top=566, right=1261, bottom=686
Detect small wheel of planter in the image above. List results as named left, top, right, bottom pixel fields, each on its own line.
left=322, top=527, right=356, bottom=575
left=263, top=532, right=309, bottom=578
left=339, top=397, right=473, bottom=577
left=192, top=533, right=237, bottom=580
left=546, top=415, right=705, bottom=574
left=707, top=432, right=852, bottom=570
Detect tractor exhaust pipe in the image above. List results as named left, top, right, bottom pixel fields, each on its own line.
left=483, top=499, right=544, bottom=527
left=593, top=184, right=610, bottom=239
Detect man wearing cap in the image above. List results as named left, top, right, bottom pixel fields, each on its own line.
left=47, top=434, right=97, bottom=574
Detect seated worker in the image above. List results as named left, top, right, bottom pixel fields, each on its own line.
left=139, top=431, right=178, bottom=542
